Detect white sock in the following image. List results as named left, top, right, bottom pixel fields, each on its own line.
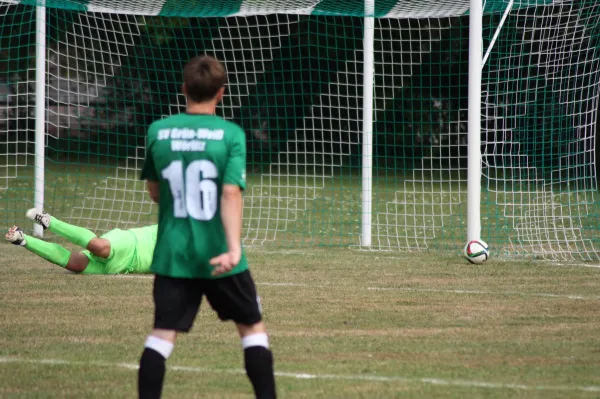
left=145, top=336, right=174, bottom=359
left=242, top=333, right=269, bottom=350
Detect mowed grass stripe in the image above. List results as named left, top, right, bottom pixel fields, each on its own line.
left=2, top=357, right=600, bottom=393
left=107, top=275, right=600, bottom=300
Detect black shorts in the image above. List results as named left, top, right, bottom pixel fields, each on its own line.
left=152, top=270, right=262, bottom=332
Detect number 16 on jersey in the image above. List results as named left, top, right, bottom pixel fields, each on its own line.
left=162, top=160, right=218, bottom=221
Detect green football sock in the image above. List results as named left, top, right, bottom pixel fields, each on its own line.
left=24, top=235, right=71, bottom=268
left=48, top=216, right=97, bottom=249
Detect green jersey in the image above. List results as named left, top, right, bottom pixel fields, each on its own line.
left=140, top=113, right=249, bottom=279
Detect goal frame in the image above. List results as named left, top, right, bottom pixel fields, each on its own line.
left=30, top=0, right=487, bottom=246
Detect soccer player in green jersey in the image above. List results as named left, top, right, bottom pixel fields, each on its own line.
left=137, top=55, right=276, bottom=399
left=5, top=208, right=156, bottom=274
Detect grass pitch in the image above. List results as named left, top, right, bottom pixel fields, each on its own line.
left=1, top=244, right=600, bottom=398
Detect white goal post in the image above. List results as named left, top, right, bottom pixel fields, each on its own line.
left=467, top=0, right=483, bottom=244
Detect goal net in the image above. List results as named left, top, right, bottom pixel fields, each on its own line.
left=1, top=0, right=600, bottom=260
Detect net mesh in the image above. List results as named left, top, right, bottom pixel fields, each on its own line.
left=1, top=0, right=600, bottom=260
left=482, top=2, right=600, bottom=260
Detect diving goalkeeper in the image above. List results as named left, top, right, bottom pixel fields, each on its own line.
left=5, top=208, right=156, bottom=274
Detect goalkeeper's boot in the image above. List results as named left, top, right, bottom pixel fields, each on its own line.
left=5, top=226, right=26, bottom=246
left=26, top=208, right=51, bottom=230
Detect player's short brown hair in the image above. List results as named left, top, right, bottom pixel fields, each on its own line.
left=183, top=55, right=228, bottom=103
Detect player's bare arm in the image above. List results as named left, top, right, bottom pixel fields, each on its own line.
left=210, top=184, right=243, bottom=276
left=147, top=180, right=160, bottom=203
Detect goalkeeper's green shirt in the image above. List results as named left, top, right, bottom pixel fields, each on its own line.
left=140, top=113, right=249, bottom=279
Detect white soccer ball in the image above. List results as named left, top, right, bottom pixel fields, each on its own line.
left=463, top=240, right=489, bottom=264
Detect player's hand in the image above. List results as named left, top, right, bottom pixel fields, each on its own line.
left=210, top=250, right=242, bottom=276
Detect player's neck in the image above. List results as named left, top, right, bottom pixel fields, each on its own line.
left=186, top=101, right=217, bottom=115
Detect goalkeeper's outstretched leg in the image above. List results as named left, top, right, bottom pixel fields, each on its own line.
left=5, top=209, right=114, bottom=274
left=26, top=208, right=112, bottom=259
left=6, top=209, right=156, bottom=275
left=5, top=225, right=91, bottom=273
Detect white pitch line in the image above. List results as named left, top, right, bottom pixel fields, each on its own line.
left=107, top=275, right=600, bottom=300
left=259, top=282, right=310, bottom=287
left=555, top=263, right=600, bottom=269
left=367, top=287, right=600, bottom=300
left=109, top=276, right=309, bottom=287
left=1, top=357, right=599, bottom=392
left=246, top=249, right=320, bottom=256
